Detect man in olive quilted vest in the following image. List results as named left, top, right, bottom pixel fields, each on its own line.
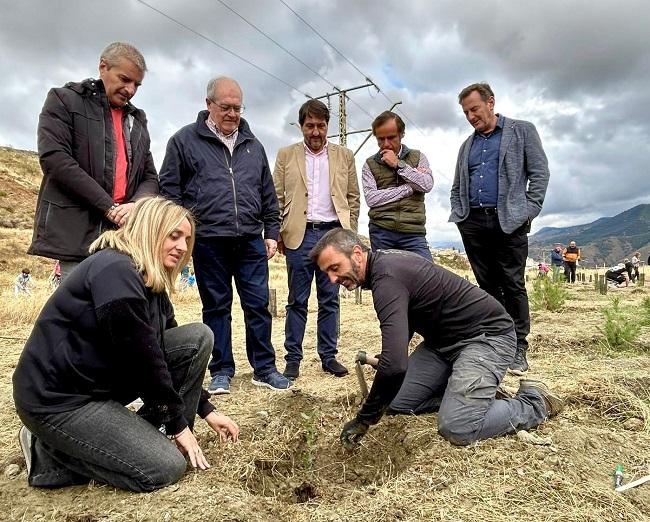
left=361, top=111, right=433, bottom=261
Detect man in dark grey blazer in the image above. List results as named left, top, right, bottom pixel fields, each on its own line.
left=449, top=83, right=550, bottom=375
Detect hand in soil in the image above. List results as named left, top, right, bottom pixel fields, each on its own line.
left=340, top=417, right=369, bottom=449
left=205, top=412, right=240, bottom=442
left=173, top=427, right=210, bottom=470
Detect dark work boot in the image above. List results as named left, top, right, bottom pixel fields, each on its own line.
left=518, top=379, right=564, bottom=418
left=283, top=361, right=300, bottom=380
left=322, top=358, right=349, bottom=377
left=508, top=346, right=529, bottom=375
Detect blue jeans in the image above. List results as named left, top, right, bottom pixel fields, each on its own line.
left=368, top=223, right=432, bottom=261
left=16, top=323, right=212, bottom=491
left=388, top=331, right=547, bottom=445
left=284, top=228, right=339, bottom=363
left=192, top=235, right=277, bottom=378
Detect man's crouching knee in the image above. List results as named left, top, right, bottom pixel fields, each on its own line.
left=437, top=419, right=479, bottom=447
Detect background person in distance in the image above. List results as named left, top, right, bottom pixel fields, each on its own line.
left=273, top=99, right=360, bottom=380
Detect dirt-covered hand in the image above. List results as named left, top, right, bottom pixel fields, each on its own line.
left=340, top=417, right=369, bottom=449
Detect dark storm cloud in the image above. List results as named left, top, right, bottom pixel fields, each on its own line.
left=0, top=0, right=648, bottom=240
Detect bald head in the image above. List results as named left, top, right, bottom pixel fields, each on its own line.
left=206, top=76, right=243, bottom=135
left=206, top=76, right=242, bottom=101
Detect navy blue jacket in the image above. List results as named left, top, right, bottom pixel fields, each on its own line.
left=159, top=111, right=279, bottom=240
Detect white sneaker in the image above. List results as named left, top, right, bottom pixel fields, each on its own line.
left=18, top=426, right=33, bottom=474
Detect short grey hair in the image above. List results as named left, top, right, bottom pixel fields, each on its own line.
left=206, top=76, right=242, bottom=101
left=100, top=42, right=147, bottom=72
left=309, top=228, right=369, bottom=264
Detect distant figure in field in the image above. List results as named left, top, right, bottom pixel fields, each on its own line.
left=179, top=264, right=191, bottom=289
left=550, top=244, right=564, bottom=269
left=13, top=198, right=239, bottom=492
left=623, top=259, right=635, bottom=282
left=605, top=263, right=629, bottom=288
left=28, top=42, right=158, bottom=281
left=49, top=260, right=62, bottom=289
left=449, top=82, right=550, bottom=375
left=14, top=268, right=32, bottom=296
left=631, top=251, right=641, bottom=283
left=537, top=262, right=550, bottom=277
left=310, top=229, right=563, bottom=449
left=562, top=241, right=580, bottom=283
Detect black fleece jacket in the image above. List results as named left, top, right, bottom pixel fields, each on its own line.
left=13, top=249, right=213, bottom=435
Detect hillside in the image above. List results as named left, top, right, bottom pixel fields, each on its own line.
left=530, top=204, right=650, bottom=266
left=0, top=147, right=40, bottom=229
left=2, top=145, right=648, bottom=267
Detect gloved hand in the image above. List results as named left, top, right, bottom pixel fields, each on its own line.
left=340, top=417, right=369, bottom=449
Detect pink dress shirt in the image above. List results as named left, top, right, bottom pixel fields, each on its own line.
left=305, top=142, right=338, bottom=223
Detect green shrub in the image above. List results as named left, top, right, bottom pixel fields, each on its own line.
left=530, top=273, right=567, bottom=312
left=641, top=296, right=650, bottom=326
left=599, top=297, right=641, bottom=350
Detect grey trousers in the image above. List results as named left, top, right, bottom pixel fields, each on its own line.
left=16, top=323, right=213, bottom=492
left=388, top=331, right=547, bottom=445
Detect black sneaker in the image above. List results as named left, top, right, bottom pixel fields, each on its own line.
left=18, top=426, right=33, bottom=475
left=518, top=379, right=564, bottom=417
left=322, top=358, right=349, bottom=377
left=508, top=348, right=529, bottom=375
left=283, top=361, right=300, bottom=380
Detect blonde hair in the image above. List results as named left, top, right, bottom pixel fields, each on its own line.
left=89, top=197, right=194, bottom=294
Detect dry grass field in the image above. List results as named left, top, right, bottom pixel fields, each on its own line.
left=0, top=228, right=649, bottom=522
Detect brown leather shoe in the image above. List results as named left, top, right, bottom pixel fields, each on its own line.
left=322, top=358, right=349, bottom=377
left=518, top=379, right=564, bottom=417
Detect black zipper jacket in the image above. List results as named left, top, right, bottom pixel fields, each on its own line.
left=29, top=78, right=159, bottom=261
left=159, top=111, right=279, bottom=240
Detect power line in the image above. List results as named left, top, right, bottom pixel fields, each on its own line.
left=278, top=0, right=427, bottom=135
left=277, top=0, right=369, bottom=81
left=213, top=0, right=337, bottom=90
left=133, top=0, right=311, bottom=98
left=212, top=0, right=375, bottom=121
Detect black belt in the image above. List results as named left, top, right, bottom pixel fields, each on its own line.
left=305, top=220, right=341, bottom=230
left=470, top=207, right=498, bottom=215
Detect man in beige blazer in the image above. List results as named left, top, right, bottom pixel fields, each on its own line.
left=273, top=99, right=360, bottom=380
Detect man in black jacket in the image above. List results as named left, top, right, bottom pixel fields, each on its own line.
left=310, top=229, right=563, bottom=448
left=159, top=76, right=291, bottom=394
left=29, top=42, right=158, bottom=278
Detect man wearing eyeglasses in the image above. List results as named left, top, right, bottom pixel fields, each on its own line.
left=160, top=76, right=291, bottom=394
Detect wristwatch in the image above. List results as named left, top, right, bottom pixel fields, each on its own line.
left=397, top=160, right=407, bottom=169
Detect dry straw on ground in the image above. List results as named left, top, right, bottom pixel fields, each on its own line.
left=1, top=240, right=649, bottom=521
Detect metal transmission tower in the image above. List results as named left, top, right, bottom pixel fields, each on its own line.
left=314, top=82, right=401, bottom=155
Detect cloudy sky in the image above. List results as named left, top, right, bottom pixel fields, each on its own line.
left=1, top=0, right=648, bottom=245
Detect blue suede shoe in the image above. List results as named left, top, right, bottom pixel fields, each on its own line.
left=251, top=371, right=292, bottom=391
left=208, top=375, right=231, bottom=395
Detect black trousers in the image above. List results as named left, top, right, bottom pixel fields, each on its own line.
left=564, top=261, right=577, bottom=283
left=457, top=211, right=530, bottom=350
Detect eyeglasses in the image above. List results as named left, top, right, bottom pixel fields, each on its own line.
left=209, top=100, right=245, bottom=114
